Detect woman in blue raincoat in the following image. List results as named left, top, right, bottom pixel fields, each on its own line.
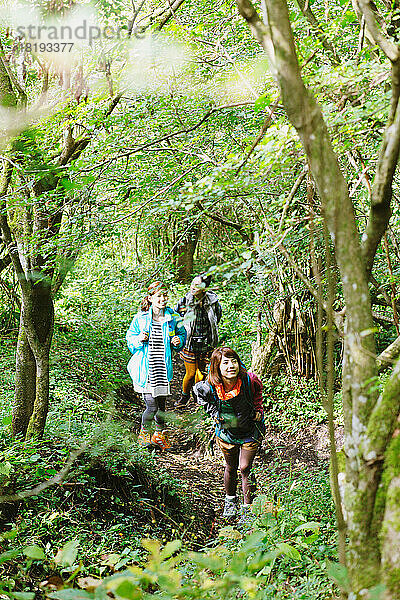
left=126, top=281, right=186, bottom=450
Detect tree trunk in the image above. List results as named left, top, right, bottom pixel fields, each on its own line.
left=174, top=225, right=200, bottom=283
left=251, top=299, right=285, bottom=377
left=25, top=352, right=51, bottom=439
left=0, top=48, right=121, bottom=443
left=12, top=281, right=54, bottom=439
left=12, top=321, right=36, bottom=437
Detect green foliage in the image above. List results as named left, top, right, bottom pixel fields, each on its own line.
left=261, top=377, right=342, bottom=431
left=0, top=487, right=337, bottom=600
left=5, top=0, right=400, bottom=596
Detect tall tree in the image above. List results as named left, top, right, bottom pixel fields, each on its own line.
left=236, top=0, right=400, bottom=597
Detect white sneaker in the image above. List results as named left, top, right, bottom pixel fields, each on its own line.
left=222, top=496, right=238, bottom=518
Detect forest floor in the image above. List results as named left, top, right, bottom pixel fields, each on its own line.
left=0, top=338, right=338, bottom=599
left=114, top=355, right=341, bottom=538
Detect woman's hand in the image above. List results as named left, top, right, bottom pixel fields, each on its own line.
left=139, top=331, right=149, bottom=343
left=171, top=335, right=181, bottom=347
left=254, top=412, right=263, bottom=421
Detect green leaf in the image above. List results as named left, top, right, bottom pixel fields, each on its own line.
left=12, top=593, right=35, bottom=600
left=28, top=454, right=41, bottom=462
left=0, top=528, right=18, bottom=542
left=0, top=549, right=21, bottom=565
left=49, top=590, right=94, bottom=600
left=60, top=178, right=75, bottom=190
left=292, top=521, right=320, bottom=534
left=23, top=545, right=46, bottom=561
left=218, top=526, right=242, bottom=540
left=240, top=531, right=266, bottom=552
left=189, top=552, right=225, bottom=571
left=326, top=561, right=350, bottom=592
left=160, top=540, right=181, bottom=560
left=303, top=533, right=319, bottom=544
left=114, top=580, right=138, bottom=599
left=276, top=542, right=301, bottom=561
left=368, top=584, right=386, bottom=600
left=0, top=461, right=12, bottom=477
left=55, top=539, right=79, bottom=567
left=254, top=94, right=269, bottom=113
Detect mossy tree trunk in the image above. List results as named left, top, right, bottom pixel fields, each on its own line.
left=16, top=281, right=54, bottom=439
left=13, top=322, right=36, bottom=437
left=237, top=0, right=400, bottom=597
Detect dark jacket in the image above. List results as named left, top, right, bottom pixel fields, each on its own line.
left=175, top=290, right=222, bottom=351
left=193, top=372, right=263, bottom=440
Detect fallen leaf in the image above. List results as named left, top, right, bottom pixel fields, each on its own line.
left=77, top=577, right=102, bottom=592
left=39, top=575, right=64, bottom=591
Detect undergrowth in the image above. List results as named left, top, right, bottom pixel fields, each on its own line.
left=0, top=266, right=341, bottom=600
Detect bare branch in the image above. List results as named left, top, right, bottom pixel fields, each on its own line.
left=0, top=444, right=86, bottom=503
left=361, top=60, right=400, bottom=275
left=196, top=199, right=253, bottom=243
left=135, top=0, right=187, bottom=33
left=235, top=99, right=280, bottom=175
left=295, top=0, right=340, bottom=65
left=357, top=0, right=399, bottom=62
left=100, top=162, right=210, bottom=226
left=278, top=164, right=308, bottom=233
left=156, top=0, right=187, bottom=30
left=377, top=334, right=400, bottom=371
left=81, top=101, right=255, bottom=173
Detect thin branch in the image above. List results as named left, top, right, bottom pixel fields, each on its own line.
left=157, top=0, right=187, bottom=30
left=357, top=0, right=399, bottom=62
left=0, top=444, right=86, bottom=503
left=81, top=102, right=255, bottom=173
left=377, top=334, right=400, bottom=371
left=295, top=0, right=340, bottom=65
left=235, top=99, right=280, bottom=174
left=361, top=63, right=400, bottom=275
left=196, top=199, right=252, bottom=243
left=278, top=164, right=308, bottom=233
left=100, top=161, right=210, bottom=226
left=127, top=0, right=146, bottom=36
left=370, top=273, right=394, bottom=308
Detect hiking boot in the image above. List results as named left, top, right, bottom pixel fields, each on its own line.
left=138, top=428, right=152, bottom=448
left=151, top=430, right=171, bottom=451
left=222, top=496, right=238, bottom=518
left=238, top=505, right=255, bottom=526
left=174, top=394, right=190, bottom=409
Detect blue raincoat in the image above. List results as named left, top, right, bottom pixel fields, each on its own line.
left=126, top=306, right=186, bottom=390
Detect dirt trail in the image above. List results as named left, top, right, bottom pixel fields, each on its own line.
left=116, top=355, right=341, bottom=534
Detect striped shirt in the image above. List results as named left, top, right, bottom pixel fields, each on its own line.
left=147, top=320, right=170, bottom=397
left=133, top=319, right=170, bottom=397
